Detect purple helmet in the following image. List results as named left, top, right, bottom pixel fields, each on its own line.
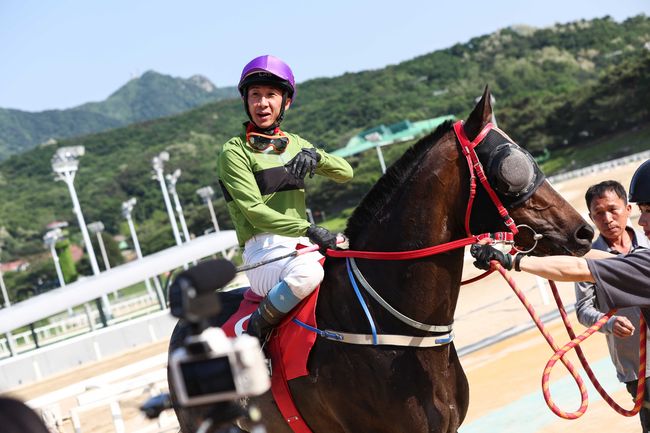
left=238, top=55, right=296, bottom=99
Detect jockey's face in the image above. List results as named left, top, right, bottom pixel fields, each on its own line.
left=247, top=84, right=291, bottom=130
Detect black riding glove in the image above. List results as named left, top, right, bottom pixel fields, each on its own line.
left=306, top=224, right=337, bottom=254
left=285, top=148, right=321, bottom=179
left=470, top=244, right=513, bottom=270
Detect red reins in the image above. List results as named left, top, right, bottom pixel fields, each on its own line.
left=328, top=120, right=517, bottom=261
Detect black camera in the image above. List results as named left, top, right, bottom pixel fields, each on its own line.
left=168, top=259, right=270, bottom=407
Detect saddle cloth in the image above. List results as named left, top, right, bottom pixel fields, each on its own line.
left=221, top=285, right=319, bottom=380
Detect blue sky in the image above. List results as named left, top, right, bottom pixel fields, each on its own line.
left=1, top=0, right=648, bottom=112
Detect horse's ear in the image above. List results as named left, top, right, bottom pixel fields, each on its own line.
left=464, top=85, right=493, bottom=141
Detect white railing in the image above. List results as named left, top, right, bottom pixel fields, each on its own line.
left=0, top=293, right=161, bottom=357
left=548, top=149, right=650, bottom=184
left=28, top=353, right=178, bottom=433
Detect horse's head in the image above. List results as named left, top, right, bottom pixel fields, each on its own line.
left=462, top=86, right=593, bottom=256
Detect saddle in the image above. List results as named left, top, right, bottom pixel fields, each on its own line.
left=216, top=285, right=320, bottom=432
left=218, top=285, right=320, bottom=380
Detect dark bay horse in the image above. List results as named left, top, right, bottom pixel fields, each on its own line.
left=170, top=88, right=594, bottom=433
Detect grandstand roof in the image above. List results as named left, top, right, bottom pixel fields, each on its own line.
left=332, top=115, right=455, bottom=158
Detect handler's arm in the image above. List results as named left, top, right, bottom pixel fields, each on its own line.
left=518, top=255, right=595, bottom=283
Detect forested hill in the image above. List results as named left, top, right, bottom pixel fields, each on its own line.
left=1, top=14, right=649, bottom=260
left=0, top=71, right=238, bottom=160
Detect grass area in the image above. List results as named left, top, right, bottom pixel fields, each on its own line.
left=540, top=124, right=650, bottom=175
left=319, top=211, right=351, bottom=234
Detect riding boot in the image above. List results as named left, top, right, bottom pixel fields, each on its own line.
left=247, top=280, right=301, bottom=342
left=247, top=296, right=286, bottom=342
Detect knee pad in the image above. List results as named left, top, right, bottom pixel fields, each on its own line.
left=267, top=280, right=301, bottom=313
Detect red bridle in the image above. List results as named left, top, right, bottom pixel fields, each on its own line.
left=327, top=120, right=518, bottom=260
left=453, top=120, right=519, bottom=236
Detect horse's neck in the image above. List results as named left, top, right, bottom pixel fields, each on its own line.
left=346, top=140, right=468, bottom=327
left=357, top=139, right=466, bottom=251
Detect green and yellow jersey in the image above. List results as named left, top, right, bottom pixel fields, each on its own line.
left=217, top=126, right=353, bottom=247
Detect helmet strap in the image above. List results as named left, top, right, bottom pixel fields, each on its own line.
left=274, top=93, right=288, bottom=128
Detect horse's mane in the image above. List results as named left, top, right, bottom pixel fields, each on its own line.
left=345, top=120, right=454, bottom=241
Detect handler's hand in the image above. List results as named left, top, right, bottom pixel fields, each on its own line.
left=470, top=244, right=514, bottom=270
left=612, top=316, right=635, bottom=338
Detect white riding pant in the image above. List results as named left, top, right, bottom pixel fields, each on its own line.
left=242, top=233, right=325, bottom=299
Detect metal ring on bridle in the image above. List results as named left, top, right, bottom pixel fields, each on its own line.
left=513, top=224, right=543, bottom=254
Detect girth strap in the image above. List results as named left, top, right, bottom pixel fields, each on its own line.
left=320, top=330, right=454, bottom=347
left=349, top=258, right=454, bottom=333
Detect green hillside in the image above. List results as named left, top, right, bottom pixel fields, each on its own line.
left=1, top=14, right=649, bottom=268
left=0, top=71, right=238, bottom=160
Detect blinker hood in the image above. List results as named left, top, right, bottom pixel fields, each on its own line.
left=474, top=128, right=545, bottom=209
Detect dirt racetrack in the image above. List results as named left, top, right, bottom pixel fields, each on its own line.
left=3, top=159, right=648, bottom=433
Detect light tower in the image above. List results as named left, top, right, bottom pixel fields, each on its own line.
left=51, top=146, right=110, bottom=326
left=43, top=228, right=75, bottom=316
left=43, top=228, right=66, bottom=289
left=196, top=186, right=221, bottom=233
left=152, top=152, right=183, bottom=246
left=87, top=221, right=111, bottom=270
left=121, top=198, right=165, bottom=308
left=166, top=168, right=191, bottom=243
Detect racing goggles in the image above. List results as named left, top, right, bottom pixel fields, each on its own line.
left=246, top=128, right=289, bottom=154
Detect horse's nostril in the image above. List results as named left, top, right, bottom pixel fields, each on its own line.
left=575, top=225, right=595, bottom=244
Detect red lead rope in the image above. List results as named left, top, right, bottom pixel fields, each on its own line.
left=494, top=263, right=647, bottom=419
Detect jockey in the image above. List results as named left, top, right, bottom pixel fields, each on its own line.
left=217, top=55, right=353, bottom=342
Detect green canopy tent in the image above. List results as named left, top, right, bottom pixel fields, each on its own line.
left=332, top=115, right=455, bottom=172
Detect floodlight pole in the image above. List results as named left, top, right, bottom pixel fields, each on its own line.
left=52, top=146, right=110, bottom=326
left=166, top=169, right=191, bottom=243
left=152, top=153, right=183, bottom=247
left=196, top=186, right=221, bottom=233
left=88, top=221, right=120, bottom=299
left=196, top=186, right=230, bottom=258
left=0, top=265, right=9, bottom=308
left=375, top=144, right=387, bottom=174
left=88, top=222, right=110, bottom=271
left=122, top=198, right=165, bottom=308
left=61, top=172, right=101, bottom=273
left=43, top=229, right=74, bottom=316
left=43, top=229, right=66, bottom=289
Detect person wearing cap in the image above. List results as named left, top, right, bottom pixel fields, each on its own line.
left=471, top=159, right=650, bottom=320
left=217, top=55, right=353, bottom=341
